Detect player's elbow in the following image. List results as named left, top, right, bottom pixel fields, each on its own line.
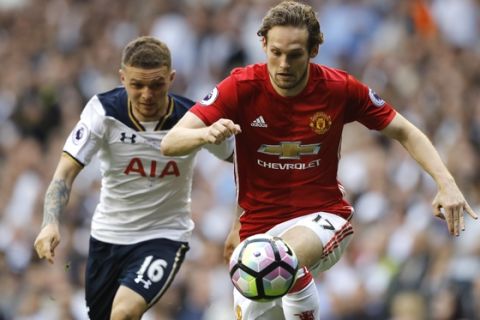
left=160, top=139, right=178, bottom=156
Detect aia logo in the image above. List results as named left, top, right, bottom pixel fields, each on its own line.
left=120, top=132, right=136, bottom=144
left=124, top=158, right=179, bottom=178
left=295, top=310, right=315, bottom=320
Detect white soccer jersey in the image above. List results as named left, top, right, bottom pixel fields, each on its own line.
left=63, top=88, right=233, bottom=244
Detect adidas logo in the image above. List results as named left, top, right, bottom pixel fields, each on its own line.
left=251, top=116, right=268, bottom=128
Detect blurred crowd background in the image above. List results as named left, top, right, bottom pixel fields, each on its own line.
left=0, top=0, right=479, bottom=319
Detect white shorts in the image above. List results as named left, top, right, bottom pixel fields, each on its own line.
left=233, top=212, right=353, bottom=320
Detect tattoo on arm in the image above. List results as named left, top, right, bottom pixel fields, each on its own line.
left=42, top=179, right=71, bottom=227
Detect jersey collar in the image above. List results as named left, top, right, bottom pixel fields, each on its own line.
left=127, top=96, right=174, bottom=131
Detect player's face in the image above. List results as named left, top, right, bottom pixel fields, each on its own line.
left=263, top=25, right=317, bottom=97
left=120, top=65, right=175, bottom=121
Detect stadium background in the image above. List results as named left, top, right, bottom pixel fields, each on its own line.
left=0, top=0, right=479, bottom=319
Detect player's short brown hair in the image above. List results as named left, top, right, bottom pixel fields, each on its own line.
left=121, top=36, right=171, bottom=69
left=257, top=1, right=324, bottom=52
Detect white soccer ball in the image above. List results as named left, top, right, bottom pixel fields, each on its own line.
left=229, top=234, right=299, bottom=301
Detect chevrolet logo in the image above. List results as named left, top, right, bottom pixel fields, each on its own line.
left=257, top=141, right=321, bottom=159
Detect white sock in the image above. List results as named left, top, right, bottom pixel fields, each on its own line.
left=282, top=268, right=320, bottom=320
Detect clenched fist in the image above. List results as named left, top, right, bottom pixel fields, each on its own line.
left=34, top=223, right=61, bottom=264
left=204, top=118, right=241, bottom=144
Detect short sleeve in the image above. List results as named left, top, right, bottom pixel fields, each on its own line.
left=190, top=75, right=239, bottom=125
left=63, top=96, right=105, bottom=166
left=344, top=75, right=396, bottom=130
left=202, top=135, right=235, bottom=160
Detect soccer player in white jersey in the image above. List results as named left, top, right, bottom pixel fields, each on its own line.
left=33, top=36, right=234, bottom=320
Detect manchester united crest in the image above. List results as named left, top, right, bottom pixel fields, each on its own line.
left=310, top=112, right=332, bottom=135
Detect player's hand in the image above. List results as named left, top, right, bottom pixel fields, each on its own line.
left=205, top=119, right=241, bottom=145
left=34, top=223, right=61, bottom=264
left=223, top=228, right=240, bottom=265
left=432, top=184, right=478, bottom=236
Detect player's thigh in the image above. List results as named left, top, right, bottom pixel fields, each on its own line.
left=279, top=225, right=324, bottom=269
left=269, top=212, right=354, bottom=273
left=111, top=285, right=147, bottom=319
left=119, top=238, right=189, bottom=310
left=85, top=237, right=123, bottom=320
left=234, top=288, right=284, bottom=320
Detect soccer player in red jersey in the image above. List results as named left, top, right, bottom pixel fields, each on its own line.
left=161, top=1, right=478, bottom=319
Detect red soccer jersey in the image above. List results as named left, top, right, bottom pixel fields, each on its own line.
left=191, top=63, right=396, bottom=240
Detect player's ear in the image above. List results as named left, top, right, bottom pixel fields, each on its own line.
left=261, top=37, right=268, bottom=53
left=309, top=45, right=319, bottom=59
left=169, top=69, right=176, bottom=82
left=119, top=68, right=126, bottom=84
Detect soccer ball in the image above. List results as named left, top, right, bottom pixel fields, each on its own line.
left=229, top=234, right=299, bottom=301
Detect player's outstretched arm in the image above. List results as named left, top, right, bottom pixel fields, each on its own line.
left=161, top=112, right=241, bottom=156
left=34, top=154, right=82, bottom=264
left=381, top=113, right=478, bottom=236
